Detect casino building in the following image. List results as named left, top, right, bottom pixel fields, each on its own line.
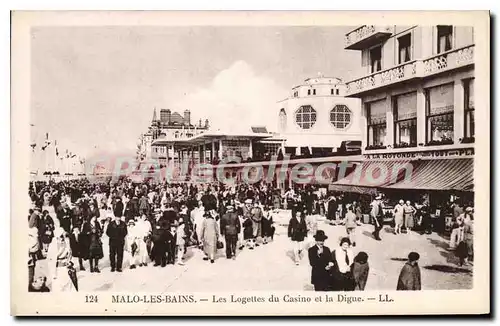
left=329, top=25, right=475, bottom=230
left=134, top=76, right=365, bottom=188
left=277, top=76, right=362, bottom=156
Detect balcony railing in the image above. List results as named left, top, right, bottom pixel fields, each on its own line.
left=346, top=60, right=418, bottom=95
left=345, top=44, right=474, bottom=96
left=345, top=25, right=392, bottom=50
left=422, top=44, right=474, bottom=76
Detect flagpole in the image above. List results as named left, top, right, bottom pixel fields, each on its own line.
left=43, top=133, right=48, bottom=176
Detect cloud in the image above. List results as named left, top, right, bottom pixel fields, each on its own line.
left=172, top=61, right=288, bottom=133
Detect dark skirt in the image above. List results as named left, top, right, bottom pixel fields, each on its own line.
left=243, top=228, right=254, bottom=240
left=70, top=234, right=86, bottom=259
left=333, top=272, right=355, bottom=291
left=455, top=241, right=468, bottom=259
left=88, top=234, right=104, bottom=260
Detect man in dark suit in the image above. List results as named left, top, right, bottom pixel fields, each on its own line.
left=165, top=222, right=177, bottom=265
left=308, top=230, right=334, bottom=291
left=106, top=215, right=128, bottom=272
left=151, top=210, right=169, bottom=267
left=327, top=196, right=337, bottom=222
left=113, top=197, right=124, bottom=220
left=162, top=205, right=178, bottom=227
left=220, top=205, right=241, bottom=259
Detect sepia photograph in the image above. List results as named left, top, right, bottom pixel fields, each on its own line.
left=10, top=10, right=490, bottom=316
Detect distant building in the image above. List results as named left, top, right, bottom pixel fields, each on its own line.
left=137, top=108, right=209, bottom=166
left=277, top=76, right=362, bottom=157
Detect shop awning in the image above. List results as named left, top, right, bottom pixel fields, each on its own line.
left=328, top=157, right=474, bottom=193
left=328, top=159, right=414, bottom=194
left=387, top=158, right=473, bottom=191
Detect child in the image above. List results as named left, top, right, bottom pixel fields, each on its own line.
left=352, top=251, right=369, bottom=290
left=29, top=276, right=50, bottom=292
left=176, top=218, right=187, bottom=265
left=126, top=220, right=139, bottom=269
left=242, top=216, right=254, bottom=249
left=165, top=221, right=178, bottom=265
left=261, top=207, right=275, bottom=244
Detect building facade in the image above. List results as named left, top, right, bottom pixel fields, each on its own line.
left=277, top=76, right=362, bottom=156
left=329, top=25, right=476, bottom=230
left=137, top=108, right=210, bottom=166
left=344, top=25, right=474, bottom=152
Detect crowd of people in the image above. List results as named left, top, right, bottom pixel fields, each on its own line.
left=28, top=178, right=284, bottom=292
left=26, top=177, right=474, bottom=292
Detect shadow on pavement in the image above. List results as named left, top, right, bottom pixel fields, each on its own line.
left=423, top=264, right=472, bottom=274
left=362, top=230, right=375, bottom=240
left=285, top=249, right=296, bottom=262
left=94, top=282, right=113, bottom=291
left=390, top=257, right=408, bottom=262
left=427, top=238, right=457, bottom=264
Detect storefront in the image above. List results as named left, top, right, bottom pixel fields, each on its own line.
left=328, top=147, right=474, bottom=232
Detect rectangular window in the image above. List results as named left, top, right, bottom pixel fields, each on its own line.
left=370, top=46, right=382, bottom=73
left=313, top=89, right=316, bottom=95
left=426, top=83, right=454, bottom=144
left=367, top=100, right=387, bottom=147
left=307, top=89, right=311, bottom=95
left=398, top=33, right=412, bottom=64
left=394, top=92, right=417, bottom=147
left=336, top=89, right=340, bottom=95
left=464, top=79, right=475, bottom=139
left=437, top=25, right=453, bottom=54
left=331, top=89, right=334, bottom=95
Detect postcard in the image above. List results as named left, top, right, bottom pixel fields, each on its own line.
left=11, top=10, right=490, bottom=316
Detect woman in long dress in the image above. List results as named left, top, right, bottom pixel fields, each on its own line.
left=393, top=200, right=405, bottom=235
left=404, top=201, right=416, bottom=235
left=81, top=215, right=104, bottom=272
left=47, top=228, right=77, bottom=292
left=200, top=210, right=220, bottom=263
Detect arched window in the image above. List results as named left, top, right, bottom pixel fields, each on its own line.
left=295, top=105, right=317, bottom=129
left=279, top=108, right=287, bottom=131
left=330, top=104, right=352, bottom=129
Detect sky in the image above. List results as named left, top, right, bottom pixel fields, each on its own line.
left=31, top=26, right=360, bottom=158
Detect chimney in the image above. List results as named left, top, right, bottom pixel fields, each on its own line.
left=160, top=109, right=171, bottom=124
left=184, top=109, right=191, bottom=125
left=199, top=119, right=202, bottom=127
left=205, top=119, right=209, bottom=129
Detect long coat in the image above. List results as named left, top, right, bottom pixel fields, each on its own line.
left=288, top=216, right=307, bottom=242
left=250, top=207, right=263, bottom=238
left=220, top=212, right=241, bottom=236
left=308, top=245, right=333, bottom=289
left=38, top=215, right=55, bottom=244
left=113, top=200, right=124, bottom=218
left=396, top=262, right=421, bottom=290
left=352, top=261, right=369, bottom=290
left=327, top=199, right=337, bottom=220
left=81, top=220, right=103, bottom=260
left=200, top=216, right=219, bottom=258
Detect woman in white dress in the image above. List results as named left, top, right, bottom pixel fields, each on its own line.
left=136, top=214, right=152, bottom=267
left=47, top=227, right=77, bottom=292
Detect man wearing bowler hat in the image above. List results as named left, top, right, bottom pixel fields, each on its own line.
left=308, top=230, right=334, bottom=291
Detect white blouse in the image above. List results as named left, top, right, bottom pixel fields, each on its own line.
left=334, top=247, right=355, bottom=274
